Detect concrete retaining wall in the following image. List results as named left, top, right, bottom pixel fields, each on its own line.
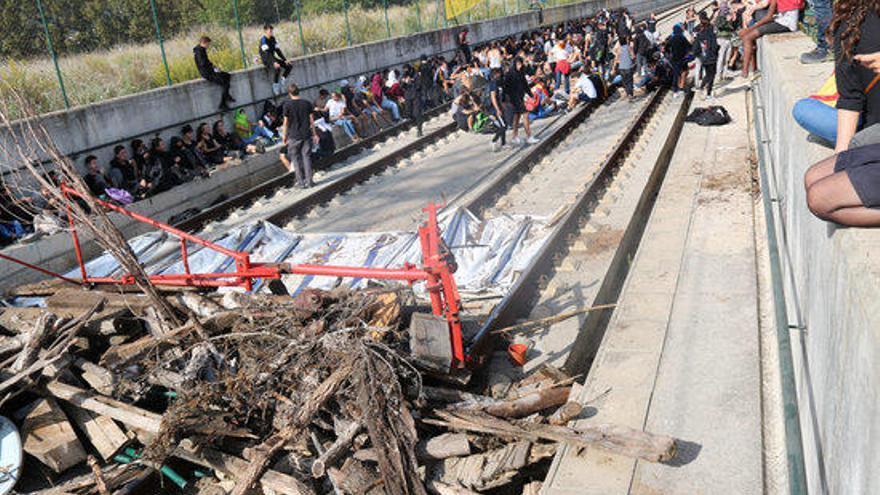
left=0, top=0, right=679, bottom=172
left=757, top=34, right=880, bottom=495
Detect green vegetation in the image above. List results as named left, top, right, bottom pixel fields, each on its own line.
left=0, top=0, right=553, bottom=119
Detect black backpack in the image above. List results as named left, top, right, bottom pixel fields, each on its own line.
left=685, top=105, right=731, bottom=126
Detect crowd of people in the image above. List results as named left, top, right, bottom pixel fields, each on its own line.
left=8, top=0, right=840, bottom=247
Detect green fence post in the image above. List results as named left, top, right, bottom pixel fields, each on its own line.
left=485, top=0, right=490, bottom=19
left=296, top=0, right=307, bottom=54
left=434, top=0, right=441, bottom=29
left=36, top=0, right=69, bottom=109
left=383, top=0, right=391, bottom=38
left=343, top=0, right=353, bottom=46
left=415, top=0, right=423, bottom=32
left=232, top=0, right=247, bottom=68
left=149, top=0, right=173, bottom=86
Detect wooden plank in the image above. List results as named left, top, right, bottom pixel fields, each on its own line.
left=427, top=410, right=677, bottom=463
left=64, top=405, right=129, bottom=460
left=45, top=381, right=163, bottom=433
left=175, top=440, right=315, bottom=495
left=17, top=398, right=87, bottom=473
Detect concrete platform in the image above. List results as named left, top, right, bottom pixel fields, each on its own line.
left=543, top=87, right=767, bottom=493
left=756, top=33, right=880, bottom=495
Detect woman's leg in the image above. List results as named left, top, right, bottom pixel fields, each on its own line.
left=804, top=154, right=836, bottom=190
left=806, top=171, right=880, bottom=226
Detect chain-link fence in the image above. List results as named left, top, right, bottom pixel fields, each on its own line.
left=0, top=0, right=576, bottom=119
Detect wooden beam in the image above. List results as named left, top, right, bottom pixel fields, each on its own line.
left=65, top=404, right=129, bottom=460
left=45, top=380, right=163, bottom=433
left=17, top=398, right=87, bottom=473
left=175, top=440, right=315, bottom=495
left=427, top=410, right=677, bottom=463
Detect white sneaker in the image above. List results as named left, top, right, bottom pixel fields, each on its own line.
left=491, top=141, right=501, bottom=152
left=512, top=137, right=524, bottom=145
left=526, top=136, right=539, bottom=145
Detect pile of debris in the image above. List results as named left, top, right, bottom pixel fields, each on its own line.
left=0, top=285, right=676, bottom=494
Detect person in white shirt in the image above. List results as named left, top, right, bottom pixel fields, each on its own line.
left=327, top=92, right=359, bottom=142
left=567, top=68, right=598, bottom=110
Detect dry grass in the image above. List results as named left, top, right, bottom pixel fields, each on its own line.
left=0, top=0, right=554, bottom=119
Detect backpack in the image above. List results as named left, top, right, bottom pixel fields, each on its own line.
left=685, top=106, right=732, bottom=126
left=471, top=112, right=491, bottom=133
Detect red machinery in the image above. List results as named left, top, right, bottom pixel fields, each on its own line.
left=2, top=185, right=467, bottom=368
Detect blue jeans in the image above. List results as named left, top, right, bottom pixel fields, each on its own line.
left=792, top=98, right=837, bottom=144
left=808, top=0, right=832, bottom=50
left=243, top=125, right=275, bottom=144
left=334, top=118, right=357, bottom=139
left=380, top=99, right=400, bottom=120
left=555, top=72, right=570, bottom=94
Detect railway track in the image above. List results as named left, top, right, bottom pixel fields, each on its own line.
left=176, top=2, right=702, bottom=238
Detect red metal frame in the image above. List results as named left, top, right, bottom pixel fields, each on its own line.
left=2, top=185, right=468, bottom=367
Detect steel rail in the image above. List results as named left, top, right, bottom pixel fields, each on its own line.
left=466, top=88, right=670, bottom=357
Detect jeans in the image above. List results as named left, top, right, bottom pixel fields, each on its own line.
left=808, top=0, right=832, bottom=50
left=380, top=98, right=400, bottom=121
left=792, top=97, right=837, bottom=144
left=620, top=68, right=634, bottom=97
left=243, top=125, right=275, bottom=144
left=717, top=38, right=733, bottom=79
left=334, top=118, right=357, bottom=139
left=287, top=138, right=313, bottom=187
left=555, top=71, right=570, bottom=95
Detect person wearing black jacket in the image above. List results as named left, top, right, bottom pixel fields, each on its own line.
left=694, top=13, right=720, bottom=100
left=260, top=24, right=293, bottom=94
left=83, top=155, right=109, bottom=198
left=504, top=57, right=538, bottom=146
left=194, top=36, right=235, bottom=110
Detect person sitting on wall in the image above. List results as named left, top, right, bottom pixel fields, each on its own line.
left=728, top=0, right=804, bottom=90
left=194, top=36, right=236, bottom=111
left=260, top=24, right=293, bottom=95
left=83, top=155, right=110, bottom=198
left=803, top=0, right=880, bottom=227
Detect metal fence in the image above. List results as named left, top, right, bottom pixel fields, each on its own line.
left=3, top=0, right=560, bottom=118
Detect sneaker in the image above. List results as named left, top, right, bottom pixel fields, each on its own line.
left=526, top=136, right=539, bottom=145
left=491, top=141, right=502, bottom=152
left=512, top=137, right=524, bottom=145
left=800, top=47, right=831, bottom=65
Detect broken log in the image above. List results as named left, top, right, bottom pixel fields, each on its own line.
left=87, top=455, right=111, bottom=495
left=548, top=383, right=584, bottom=426
left=11, top=312, right=55, bottom=373
left=416, top=433, right=471, bottom=461
left=430, top=441, right=532, bottom=491
left=231, top=360, right=354, bottom=495
left=175, top=439, right=315, bottom=495
left=425, top=480, right=481, bottom=495
left=45, top=380, right=163, bottom=433
left=427, top=410, right=677, bottom=463
left=483, top=386, right=572, bottom=419
left=311, top=420, right=364, bottom=478
left=489, top=304, right=616, bottom=335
